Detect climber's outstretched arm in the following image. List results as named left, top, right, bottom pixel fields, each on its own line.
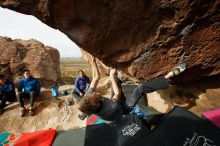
left=89, top=56, right=100, bottom=90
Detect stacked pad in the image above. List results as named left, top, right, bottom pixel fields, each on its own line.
left=203, top=108, right=220, bottom=128
left=53, top=128, right=86, bottom=146
left=54, top=106, right=220, bottom=146
left=145, top=106, right=220, bottom=146
left=54, top=113, right=150, bottom=146
left=0, top=129, right=56, bottom=146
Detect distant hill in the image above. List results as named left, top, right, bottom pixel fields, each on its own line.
left=60, top=57, right=83, bottom=61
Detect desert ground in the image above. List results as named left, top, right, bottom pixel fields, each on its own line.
left=60, top=57, right=92, bottom=84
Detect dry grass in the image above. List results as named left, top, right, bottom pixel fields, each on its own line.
left=60, top=58, right=92, bottom=84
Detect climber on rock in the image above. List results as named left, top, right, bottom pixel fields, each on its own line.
left=78, top=56, right=186, bottom=122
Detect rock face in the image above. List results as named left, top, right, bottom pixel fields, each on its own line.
left=146, top=75, right=220, bottom=117
left=0, top=0, right=219, bottom=83
left=0, top=37, right=61, bottom=87
left=81, top=49, right=109, bottom=76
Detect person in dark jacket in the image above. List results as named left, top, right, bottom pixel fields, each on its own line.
left=17, top=69, right=41, bottom=117
left=72, top=70, right=90, bottom=102
left=0, top=74, right=16, bottom=114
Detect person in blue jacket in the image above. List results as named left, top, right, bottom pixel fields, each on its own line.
left=17, top=69, right=41, bottom=117
left=72, top=70, right=91, bottom=102
left=0, top=74, right=16, bottom=114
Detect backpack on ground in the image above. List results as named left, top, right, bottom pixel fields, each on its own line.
left=51, top=85, right=59, bottom=97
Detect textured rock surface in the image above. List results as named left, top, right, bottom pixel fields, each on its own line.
left=147, top=75, right=220, bottom=116
left=82, top=49, right=138, bottom=84
left=0, top=37, right=61, bottom=87
left=81, top=49, right=109, bottom=76
left=0, top=0, right=219, bottom=83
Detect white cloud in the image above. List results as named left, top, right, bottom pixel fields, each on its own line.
left=0, top=7, right=82, bottom=58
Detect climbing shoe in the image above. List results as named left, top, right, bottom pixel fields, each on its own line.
left=78, top=113, right=87, bottom=120
left=29, top=107, right=34, bottom=116
left=19, top=107, right=25, bottom=117
left=172, top=63, right=186, bottom=76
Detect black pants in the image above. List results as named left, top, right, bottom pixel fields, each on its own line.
left=126, top=76, right=169, bottom=107
left=17, top=92, right=36, bottom=107
left=111, top=76, right=168, bottom=109
left=72, top=89, right=85, bottom=102
left=0, top=92, right=16, bottom=109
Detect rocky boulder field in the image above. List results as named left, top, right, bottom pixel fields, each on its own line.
left=0, top=37, right=60, bottom=87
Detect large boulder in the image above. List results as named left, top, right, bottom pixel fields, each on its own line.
left=0, top=0, right=220, bottom=83
left=0, top=36, right=61, bottom=87
left=81, top=49, right=109, bottom=76
left=82, top=49, right=135, bottom=84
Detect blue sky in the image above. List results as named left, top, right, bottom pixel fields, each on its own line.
left=0, top=7, right=82, bottom=58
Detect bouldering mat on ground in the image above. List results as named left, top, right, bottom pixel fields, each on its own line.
left=53, top=128, right=86, bottom=146
left=145, top=106, right=220, bottom=146
left=0, top=129, right=56, bottom=146
left=203, top=108, right=220, bottom=128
